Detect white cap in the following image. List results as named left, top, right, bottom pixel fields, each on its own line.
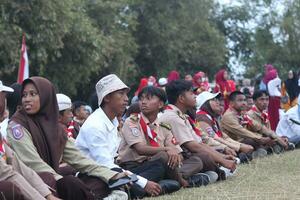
left=158, top=78, right=168, bottom=86
left=196, top=91, right=221, bottom=110
left=0, top=81, right=14, bottom=92
left=56, top=93, right=72, bottom=111
left=96, top=74, right=129, bottom=106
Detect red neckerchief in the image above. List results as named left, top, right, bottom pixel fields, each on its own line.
left=187, top=116, right=202, bottom=137
left=229, top=107, right=253, bottom=127
left=164, top=105, right=200, bottom=139
left=197, top=110, right=222, bottom=137
left=0, top=139, right=7, bottom=161
left=251, top=106, right=269, bottom=125
left=139, top=115, right=159, bottom=147
left=65, top=120, right=75, bottom=138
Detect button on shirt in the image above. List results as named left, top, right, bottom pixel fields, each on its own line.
left=75, top=108, right=121, bottom=169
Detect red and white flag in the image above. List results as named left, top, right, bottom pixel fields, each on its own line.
left=17, top=34, right=29, bottom=83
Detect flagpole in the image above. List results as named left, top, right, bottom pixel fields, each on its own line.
left=17, top=33, right=29, bottom=83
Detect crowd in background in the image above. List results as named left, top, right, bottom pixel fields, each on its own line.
left=0, top=64, right=300, bottom=200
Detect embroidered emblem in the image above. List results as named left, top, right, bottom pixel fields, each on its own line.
left=206, top=127, right=215, bottom=137
left=11, top=125, right=24, bottom=140
left=131, top=128, right=140, bottom=137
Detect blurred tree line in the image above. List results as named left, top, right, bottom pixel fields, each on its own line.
left=0, top=0, right=299, bottom=100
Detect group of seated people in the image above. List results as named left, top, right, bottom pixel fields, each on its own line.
left=0, top=74, right=298, bottom=200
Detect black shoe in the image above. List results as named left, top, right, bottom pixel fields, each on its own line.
left=238, top=152, right=250, bottom=164
left=187, top=173, right=210, bottom=187
left=158, top=179, right=181, bottom=194
left=287, top=143, right=295, bottom=151
left=273, top=144, right=284, bottom=154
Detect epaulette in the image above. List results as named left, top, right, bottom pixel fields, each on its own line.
left=129, top=113, right=140, bottom=122
left=177, top=111, right=186, bottom=120
left=160, top=122, right=171, bottom=130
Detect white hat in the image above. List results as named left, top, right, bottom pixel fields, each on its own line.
left=196, top=91, right=221, bottom=110
left=0, top=81, right=14, bottom=92
left=56, top=93, right=72, bottom=111
left=158, top=78, right=167, bottom=86
left=96, top=74, right=129, bottom=106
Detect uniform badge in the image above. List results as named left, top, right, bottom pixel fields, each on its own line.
left=11, top=125, right=24, bottom=140
left=131, top=128, right=140, bottom=137
left=205, top=127, right=215, bottom=137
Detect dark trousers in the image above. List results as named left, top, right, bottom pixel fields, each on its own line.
left=39, top=172, right=109, bottom=200
left=0, top=181, right=24, bottom=200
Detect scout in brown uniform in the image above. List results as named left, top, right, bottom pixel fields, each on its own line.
left=118, top=86, right=212, bottom=188
left=7, top=77, right=128, bottom=200
left=247, top=90, right=290, bottom=153
left=196, top=91, right=254, bottom=163
left=221, top=91, right=274, bottom=157
left=0, top=85, right=58, bottom=200
left=159, top=80, right=237, bottom=180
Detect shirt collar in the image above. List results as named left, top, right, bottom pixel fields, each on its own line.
left=97, top=108, right=119, bottom=132
left=140, top=112, right=159, bottom=126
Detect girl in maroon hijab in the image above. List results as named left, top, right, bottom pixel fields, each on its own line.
left=214, top=69, right=233, bottom=111
left=193, top=71, right=210, bottom=94
left=8, top=77, right=126, bottom=200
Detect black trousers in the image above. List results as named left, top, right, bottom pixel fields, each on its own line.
left=0, top=181, right=24, bottom=200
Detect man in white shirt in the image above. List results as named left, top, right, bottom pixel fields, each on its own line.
left=276, top=95, right=300, bottom=147
left=76, top=74, right=179, bottom=198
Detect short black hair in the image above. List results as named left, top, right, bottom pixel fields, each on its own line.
left=138, top=86, right=167, bottom=103
left=228, top=91, right=244, bottom=102
left=72, top=101, right=87, bottom=113
left=165, top=80, right=193, bottom=104
left=252, top=90, right=269, bottom=101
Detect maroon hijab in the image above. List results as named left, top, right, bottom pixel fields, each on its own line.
left=10, top=77, right=67, bottom=171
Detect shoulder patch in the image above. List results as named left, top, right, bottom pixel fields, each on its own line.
left=160, top=122, right=171, bottom=130
left=11, top=125, right=24, bottom=140
left=131, top=127, right=140, bottom=137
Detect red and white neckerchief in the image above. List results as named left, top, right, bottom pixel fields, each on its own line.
left=196, top=110, right=222, bottom=137
left=186, top=116, right=203, bottom=137
left=66, top=120, right=75, bottom=138
left=251, top=106, right=269, bottom=125
left=0, top=139, right=7, bottom=161
left=139, top=115, right=159, bottom=147
left=165, top=104, right=203, bottom=137
left=230, top=108, right=253, bottom=127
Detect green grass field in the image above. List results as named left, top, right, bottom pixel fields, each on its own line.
left=146, top=149, right=300, bottom=200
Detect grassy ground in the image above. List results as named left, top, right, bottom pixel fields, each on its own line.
left=146, top=149, right=300, bottom=200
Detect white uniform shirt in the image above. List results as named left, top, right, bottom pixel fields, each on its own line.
left=267, top=77, right=281, bottom=97
left=75, top=107, right=147, bottom=188
left=75, top=108, right=121, bottom=169
left=276, top=105, right=300, bottom=138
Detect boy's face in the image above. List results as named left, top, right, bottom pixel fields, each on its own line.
left=59, top=108, right=73, bottom=126
left=180, top=89, right=196, bottom=109
left=105, top=89, right=129, bottom=116
left=255, top=94, right=269, bottom=111
left=230, top=94, right=247, bottom=112
left=139, top=93, right=163, bottom=116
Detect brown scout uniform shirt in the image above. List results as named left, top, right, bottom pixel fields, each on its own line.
left=0, top=143, right=51, bottom=200
left=117, top=113, right=182, bottom=164
left=247, top=106, right=279, bottom=140
left=221, top=108, right=263, bottom=142
left=158, top=104, right=201, bottom=148
left=7, top=121, right=118, bottom=182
